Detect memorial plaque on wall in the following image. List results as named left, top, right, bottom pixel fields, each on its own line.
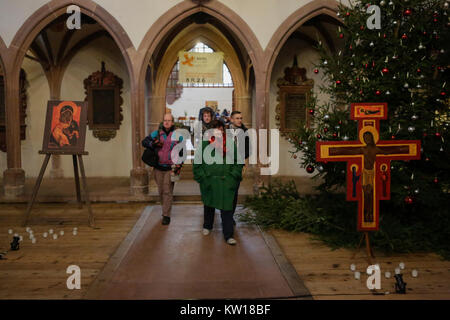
left=285, top=92, right=307, bottom=130
left=92, top=88, right=116, bottom=125
left=84, top=61, right=123, bottom=141
left=275, top=56, right=314, bottom=138
left=0, top=69, right=28, bottom=152
left=278, top=86, right=312, bottom=134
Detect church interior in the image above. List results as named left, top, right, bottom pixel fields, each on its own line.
left=0, top=0, right=449, bottom=303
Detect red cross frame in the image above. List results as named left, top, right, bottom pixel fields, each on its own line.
left=316, top=103, right=421, bottom=232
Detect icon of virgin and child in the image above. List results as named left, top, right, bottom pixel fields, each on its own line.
left=49, top=102, right=81, bottom=148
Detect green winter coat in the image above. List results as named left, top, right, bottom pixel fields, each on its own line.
left=193, top=140, right=244, bottom=211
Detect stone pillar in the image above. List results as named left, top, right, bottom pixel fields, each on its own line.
left=3, top=69, right=25, bottom=197
left=48, top=68, right=64, bottom=178
left=251, top=73, right=268, bottom=194
left=234, top=95, right=252, bottom=129
left=129, top=78, right=149, bottom=196
left=148, top=95, right=165, bottom=131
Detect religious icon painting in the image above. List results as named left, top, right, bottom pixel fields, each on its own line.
left=41, top=100, right=88, bottom=154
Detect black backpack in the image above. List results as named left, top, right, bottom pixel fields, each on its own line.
left=142, top=147, right=159, bottom=167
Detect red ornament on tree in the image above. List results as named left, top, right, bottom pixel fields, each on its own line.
left=435, top=132, right=441, bottom=137
left=306, top=165, right=315, bottom=174
left=336, top=80, right=342, bottom=85
left=417, top=68, right=421, bottom=73
left=423, top=132, right=428, bottom=137
left=309, top=109, right=315, bottom=115
left=382, top=68, right=389, bottom=74
left=440, top=91, right=446, bottom=96
left=333, top=133, right=338, bottom=138
left=433, top=177, right=439, bottom=184
left=324, top=127, right=329, bottom=133
left=316, top=134, right=322, bottom=139
left=402, top=33, right=408, bottom=40
left=404, top=196, right=413, bottom=205
left=314, top=68, right=319, bottom=74
left=404, top=9, right=412, bottom=16
left=346, top=12, right=350, bottom=16
left=391, top=135, right=396, bottom=139
left=376, top=90, right=381, bottom=95
left=339, top=33, right=344, bottom=39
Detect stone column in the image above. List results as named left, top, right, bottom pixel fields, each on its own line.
left=234, top=95, right=252, bottom=129
left=130, top=79, right=149, bottom=196
left=3, top=69, right=25, bottom=197
left=48, top=68, right=64, bottom=178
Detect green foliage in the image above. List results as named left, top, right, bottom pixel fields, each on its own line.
left=240, top=180, right=450, bottom=259
left=242, top=0, right=449, bottom=258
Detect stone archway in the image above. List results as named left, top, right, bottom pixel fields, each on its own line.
left=2, top=0, right=137, bottom=197
left=263, top=0, right=340, bottom=131
left=135, top=0, right=266, bottom=192
left=150, top=23, right=249, bottom=131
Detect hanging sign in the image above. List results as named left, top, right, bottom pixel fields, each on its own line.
left=178, top=51, right=223, bottom=84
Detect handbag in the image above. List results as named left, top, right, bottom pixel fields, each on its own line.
left=142, top=147, right=159, bottom=167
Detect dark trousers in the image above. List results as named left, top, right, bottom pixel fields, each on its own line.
left=232, top=181, right=241, bottom=216
left=203, top=205, right=234, bottom=240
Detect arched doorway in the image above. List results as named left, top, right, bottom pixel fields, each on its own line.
left=149, top=22, right=250, bottom=132
left=2, top=0, right=135, bottom=196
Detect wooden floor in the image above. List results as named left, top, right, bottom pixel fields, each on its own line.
left=1, top=202, right=449, bottom=299
left=0, top=203, right=145, bottom=299
left=270, top=230, right=450, bottom=300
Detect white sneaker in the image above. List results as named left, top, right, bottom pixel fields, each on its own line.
left=226, top=238, right=237, bottom=245
left=202, top=228, right=210, bottom=236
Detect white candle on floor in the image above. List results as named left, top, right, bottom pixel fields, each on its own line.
left=399, top=262, right=405, bottom=270
left=31, top=238, right=36, bottom=244
left=26, top=227, right=30, bottom=232
left=19, top=236, right=23, bottom=242
left=412, top=269, right=418, bottom=278
left=73, top=230, right=77, bottom=236
left=49, top=229, right=54, bottom=234
left=53, top=234, right=58, bottom=240
left=350, top=264, right=356, bottom=271
left=395, top=268, right=401, bottom=275
left=354, top=271, right=361, bottom=280
left=43, top=232, right=48, bottom=238
left=60, top=231, right=64, bottom=236
left=385, top=271, right=391, bottom=278
left=8, top=229, right=13, bottom=234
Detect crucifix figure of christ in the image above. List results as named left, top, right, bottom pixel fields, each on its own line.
left=316, top=103, right=421, bottom=232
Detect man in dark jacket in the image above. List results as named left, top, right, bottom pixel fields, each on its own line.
left=193, top=120, right=243, bottom=245
left=142, top=113, right=183, bottom=225
left=227, top=111, right=250, bottom=224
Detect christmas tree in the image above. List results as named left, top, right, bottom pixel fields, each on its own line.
left=286, top=0, right=449, bottom=250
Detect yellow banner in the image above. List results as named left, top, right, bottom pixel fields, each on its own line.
left=178, top=51, right=224, bottom=84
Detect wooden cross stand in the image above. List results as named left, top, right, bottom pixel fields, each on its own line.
left=316, top=103, right=420, bottom=264
left=23, top=151, right=95, bottom=228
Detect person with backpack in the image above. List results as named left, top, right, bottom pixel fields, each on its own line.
left=142, top=113, right=184, bottom=225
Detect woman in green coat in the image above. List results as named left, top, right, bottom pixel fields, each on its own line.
left=193, top=120, right=243, bottom=245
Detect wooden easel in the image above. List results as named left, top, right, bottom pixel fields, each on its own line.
left=23, top=150, right=95, bottom=228
left=352, top=232, right=375, bottom=265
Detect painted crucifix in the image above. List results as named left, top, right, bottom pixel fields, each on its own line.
left=316, top=103, right=421, bottom=231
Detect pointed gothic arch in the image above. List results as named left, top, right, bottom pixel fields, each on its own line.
left=2, top=0, right=141, bottom=195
